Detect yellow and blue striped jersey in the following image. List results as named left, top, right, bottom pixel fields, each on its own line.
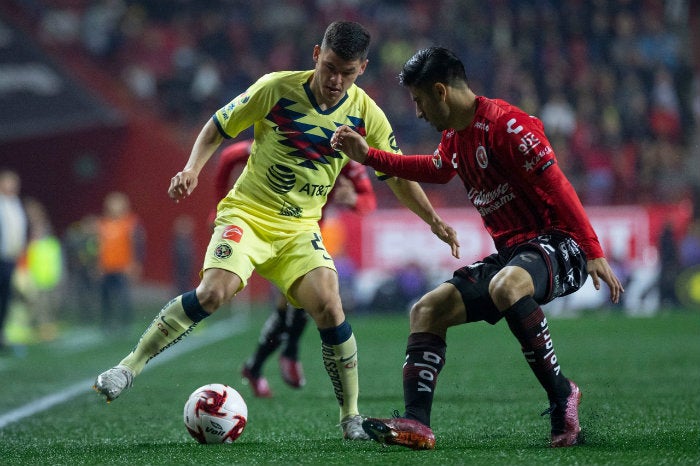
left=213, top=70, right=399, bottom=228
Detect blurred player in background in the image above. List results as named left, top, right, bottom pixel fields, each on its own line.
left=212, top=139, right=377, bottom=398
left=0, top=170, right=27, bottom=352
left=93, top=22, right=458, bottom=440
left=97, top=191, right=145, bottom=332
left=333, top=46, right=623, bottom=449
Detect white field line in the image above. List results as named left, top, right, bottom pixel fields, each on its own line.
left=0, top=314, right=249, bottom=430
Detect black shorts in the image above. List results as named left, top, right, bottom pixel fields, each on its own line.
left=446, top=233, right=588, bottom=325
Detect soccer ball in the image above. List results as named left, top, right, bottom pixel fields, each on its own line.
left=183, top=383, right=248, bottom=444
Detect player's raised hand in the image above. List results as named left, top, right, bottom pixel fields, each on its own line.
left=168, top=169, right=199, bottom=202
left=331, top=125, right=369, bottom=163
left=586, top=257, right=624, bottom=304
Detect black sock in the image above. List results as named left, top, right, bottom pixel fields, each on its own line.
left=181, top=290, right=210, bottom=322
left=402, top=332, right=446, bottom=427
left=247, top=307, right=287, bottom=375
left=504, top=297, right=571, bottom=400
left=281, top=308, right=308, bottom=359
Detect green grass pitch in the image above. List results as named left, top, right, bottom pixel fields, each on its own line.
left=0, top=306, right=698, bottom=465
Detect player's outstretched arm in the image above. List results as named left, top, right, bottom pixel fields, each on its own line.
left=169, top=119, right=224, bottom=202
left=586, top=257, right=624, bottom=304
left=331, top=125, right=368, bottom=163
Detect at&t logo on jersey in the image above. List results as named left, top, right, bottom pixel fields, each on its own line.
left=299, top=183, right=332, bottom=196
left=266, top=164, right=296, bottom=194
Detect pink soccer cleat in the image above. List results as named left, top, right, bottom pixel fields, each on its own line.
left=362, top=416, right=436, bottom=450
left=549, top=380, right=583, bottom=447
left=241, top=365, right=272, bottom=398
left=279, top=356, right=306, bottom=388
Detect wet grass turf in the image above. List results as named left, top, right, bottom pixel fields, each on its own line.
left=1, top=307, right=698, bottom=465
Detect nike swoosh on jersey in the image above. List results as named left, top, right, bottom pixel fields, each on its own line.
left=273, top=126, right=300, bottom=135
left=339, top=352, right=357, bottom=363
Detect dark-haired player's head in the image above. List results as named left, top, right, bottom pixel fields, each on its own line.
left=399, top=46, right=467, bottom=91
left=312, top=22, right=370, bottom=108
left=396, top=46, right=470, bottom=132
left=321, top=21, right=371, bottom=62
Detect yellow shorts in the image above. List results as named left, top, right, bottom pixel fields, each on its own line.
left=202, top=212, right=336, bottom=307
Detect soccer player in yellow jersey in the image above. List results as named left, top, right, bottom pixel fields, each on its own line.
left=93, top=21, right=459, bottom=440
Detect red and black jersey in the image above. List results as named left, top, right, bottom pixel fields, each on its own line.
left=337, top=157, right=376, bottom=215
left=366, top=96, right=604, bottom=260
left=214, top=140, right=254, bottom=202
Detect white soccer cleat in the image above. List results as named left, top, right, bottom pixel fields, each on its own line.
left=93, top=364, right=134, bottom=402
left=340, top=414, right=370, bottom=440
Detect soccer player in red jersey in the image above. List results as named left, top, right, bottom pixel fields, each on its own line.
left=212, top=139, right=377, bottom=397
left=332, top=46, right=624, bottom=449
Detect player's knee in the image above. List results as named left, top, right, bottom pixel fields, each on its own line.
left=194, top=284, right=230, bottom=312
left=489, top=266, right=534, bottom=311
left=196, top=270, right=242, bottom=311
left=307, top=299, right=344, bottom=328
left=409, top=298, right=438, bottom=332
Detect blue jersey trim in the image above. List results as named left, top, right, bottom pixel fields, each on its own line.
left=212, top=115, right=231, bottom=139
left=303, top=81, right=349, bottom=115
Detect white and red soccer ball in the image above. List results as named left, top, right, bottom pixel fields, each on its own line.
left=183, top=383, right=248, bottom=444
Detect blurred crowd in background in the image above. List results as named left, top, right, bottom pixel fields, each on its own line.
left=2, top=1, right=700, bottom=348
left=1, top=176, right=150, bottom=348
left=24, top=0, right=700, bottom=207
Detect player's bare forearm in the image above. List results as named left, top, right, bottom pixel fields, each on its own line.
left=169, top=119, right=223, bottom=202
left=331, top=125, right=368, bottom=163
left=586, top=257, right=624, bottom=304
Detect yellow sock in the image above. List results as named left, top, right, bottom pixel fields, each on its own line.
left=322, top=333, right=360, bottom=421
left=120, top=295, right=197, bottom=376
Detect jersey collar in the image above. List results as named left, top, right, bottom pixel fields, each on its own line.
left=303, top=81, right=349, bottom=115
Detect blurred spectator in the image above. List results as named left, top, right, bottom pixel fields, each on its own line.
left=539, top=91, right=576, bottom=139
left=80, top=0, right=127, bottom=59
left=649, top=66, right=683, bottom=142
left=39, top=7, right=81, bottom=45
left=636, top=10, right=682, bottom=71
left=679, top=219, right=700, bottom=269
left=97, top=192, right=145, bottom=332
left=22, top=198, right=64, bottom=341
left=6, top=0, right=698, bottom=218
left=0, top=170, right=28, bottom=351
left=656, top=222, right=682, bottom=308
left=63, top=215, right=99, bottom=320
